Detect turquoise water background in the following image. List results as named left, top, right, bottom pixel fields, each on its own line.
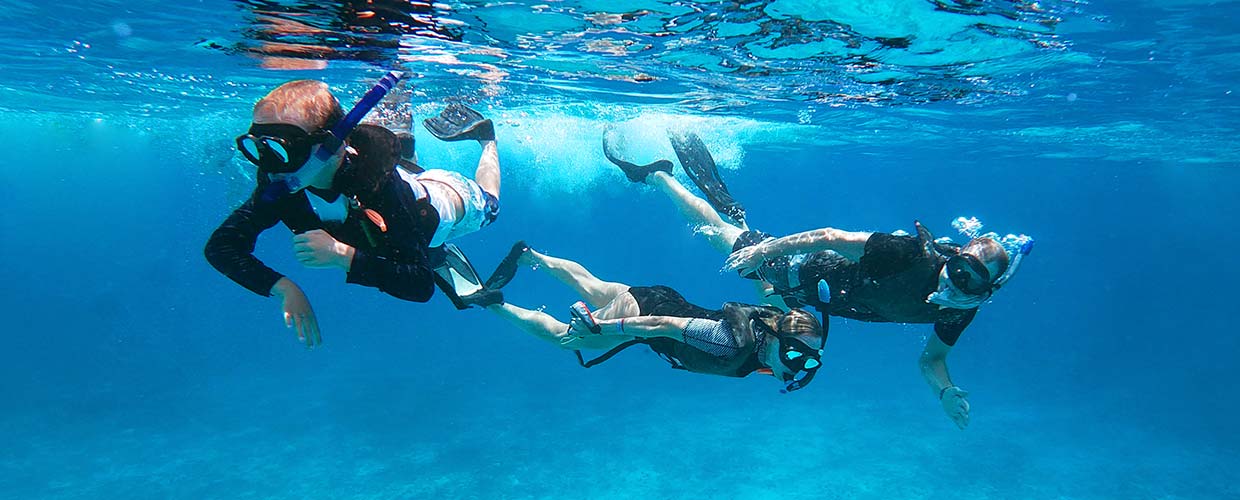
left=1, top=1, right=1237, bottom=498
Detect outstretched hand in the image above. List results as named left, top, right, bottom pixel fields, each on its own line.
left=271, top=278, right=322, bottom=348
left=941, top=386, right=971, bottom=429
left=723, top=243, right=767, bottom=275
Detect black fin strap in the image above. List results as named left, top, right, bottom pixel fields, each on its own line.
left=397, top=158, right=425, bottom=174
left=575, top=339, right=653, bottom=369
left=656, top=352, right=687, bottom=371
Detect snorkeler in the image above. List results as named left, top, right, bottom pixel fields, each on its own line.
left=204, top=74, right=502, bottom=347
left=602, top=129, right=1034, bottom=428
left=455, top=242, right=827, bottom=393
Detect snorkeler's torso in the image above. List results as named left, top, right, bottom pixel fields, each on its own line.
left=798, top=233, right=948, bottom=325
left=644, top=301, right=770, bottom=378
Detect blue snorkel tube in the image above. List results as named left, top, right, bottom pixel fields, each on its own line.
left=992, top=237, right=1034, bottom=290
left=266, top=71, right=405, bottom=198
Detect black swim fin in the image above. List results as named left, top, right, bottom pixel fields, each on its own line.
left=484, top=240, right=531, bottom=290
left=454, top=240, right=531, bottom=308
left=602, top=127, right=673, bottom=183
left=667, top=130, right=746, bottom=226
left=423, top=103, right=495, bottom=142
left=431, top=243, right=503, bottom=309
left=458, top=287, right=504, bottom=309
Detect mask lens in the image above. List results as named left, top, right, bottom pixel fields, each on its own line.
left=240, top=137, right=261, bottom=160
left=266, top=139, right=291, bottom=163
left=804, top=358, right=820, bottom=370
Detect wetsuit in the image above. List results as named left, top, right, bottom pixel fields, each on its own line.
left=205, top=125, right=438, bottom=302
left=733, top=230, right=976, bottom=346
left=581, top=286, right=772, bottom=377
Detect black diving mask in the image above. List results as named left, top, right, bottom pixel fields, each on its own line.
left=237, top=123, right=333, bottom=174
left=946, top=253, right=995, bottom=296
left=777, top=335, right=822, bottom=394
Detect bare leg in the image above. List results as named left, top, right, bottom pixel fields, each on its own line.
left=487, top=303, right=569, bottom=345
left=474, top=139, right=500, bottom=199
left=643, top=172, right=790, bottom=308
left=522, top=249, right=629, bottom=309
left=487, top=303, right=638, bottom=351
left=646, top=171, right=746, bottom=254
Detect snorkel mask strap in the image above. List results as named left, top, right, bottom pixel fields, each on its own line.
left=272, top=71, right=405, bottom=196
left=992, top=237, right=1034, bottom=290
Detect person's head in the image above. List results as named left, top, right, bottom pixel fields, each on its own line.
left=944, top=236, right=1010, bottom=297
left=252, top=80, right=344, bottom=132
left=237, top=80, right=346, bottom=188
left=760, top=309, right=825, bottom=392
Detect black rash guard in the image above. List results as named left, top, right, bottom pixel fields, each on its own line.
left=735, top=231, right=976, bottom=346
left=204, top=125, right=437, bottom=302
left=624, top=286, right=767, bottom=377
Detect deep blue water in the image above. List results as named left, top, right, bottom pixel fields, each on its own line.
left=1, top=1, right=1238, bottom=499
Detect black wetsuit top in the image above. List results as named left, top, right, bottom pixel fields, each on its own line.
left=204, top=125, right=438, bottom=302
left=623, top=286, right=767, bottom=377
left=736, top=231, right=975, bottom=346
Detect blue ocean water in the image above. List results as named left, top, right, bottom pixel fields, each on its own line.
left=1, top=0, right=1238, bottom=498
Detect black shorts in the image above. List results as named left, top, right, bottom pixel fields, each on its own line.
left=627, top=286, right=721, bottom=320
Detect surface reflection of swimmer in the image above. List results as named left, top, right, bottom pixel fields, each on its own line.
left=601, top=129, right=1034, bottom=429
left=454, top=243, right=829, bottom=393
left=205, top=74, right=500, bottom=347
left=199, top=1, right=458, bottom=69
left=241, top=0, right=454, bottom=57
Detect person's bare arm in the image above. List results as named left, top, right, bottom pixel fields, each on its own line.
left=920, top=334, right=970, bottom=429
left=561, top=315, right=691, bottom=349
left=724, top=227, right=872, bottom=273
left=597, top=315, right=689, bottom=340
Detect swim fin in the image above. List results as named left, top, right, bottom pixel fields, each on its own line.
left=484, top=240, right=530, bottom=290
left=430, top=243, right=503, bottom=309
left=667, top=130, right=746, bottom=226
left=458, top=287, right=505, bottom=309
left=423, top=103, right=495, bottom=142
left=602, top=127, right=673, bottom=183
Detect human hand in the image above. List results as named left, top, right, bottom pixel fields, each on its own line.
left=562, top=301, right=601, bottom=343
left=940, top=386, right=970, bottom=429
left=723, top=243, right=768, bottom=275
left=292, top=229, right=354, bottom=270
left=271, top=278, right=322, bottom=347
left=566, top=317, right=596, bottom=340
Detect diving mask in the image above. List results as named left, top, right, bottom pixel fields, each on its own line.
left=946, top=253, right=995, bottom=296
left=237, top=123, right=332, bottom=174
left=777, top=335, right=822, bottom=393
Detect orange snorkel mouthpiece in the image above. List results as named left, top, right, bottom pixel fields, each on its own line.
left=364, top=208, right=387, bottom=232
